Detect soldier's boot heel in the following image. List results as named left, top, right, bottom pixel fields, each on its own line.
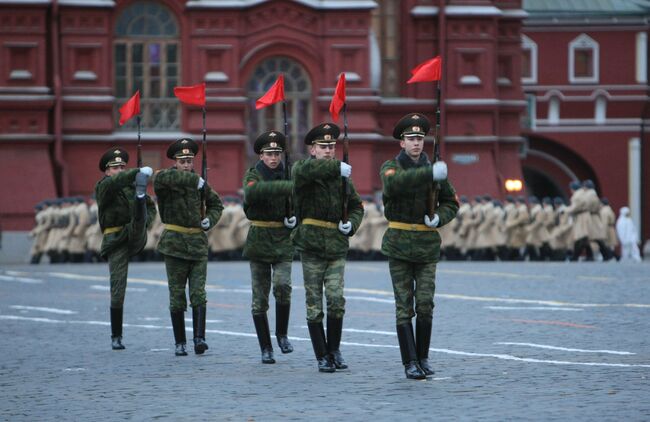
left=192, top=306, right=209, bottom=355
left=110, top=307, right=125, bottom=350
left=308, top=322, right=335, bottom=373
left=275, top=303, right=293, bottom=354
left=416, top=318, right=434, bottom=376
left=170, top=310, right=187, bottom=357
left=327, top=316, right=347, bottom=370
left=175, top=343, right=188, bottom=356
left=253, top=313, right=275, bottom=364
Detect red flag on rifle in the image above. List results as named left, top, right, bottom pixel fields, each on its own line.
left=329, top=73, right=346, bottom=122
left=174, top=82, right=206, bottom=106
left=118, top=91, right=140, bottom=125
left=407, top=56, right=442, bottom=84
left=256, top=75, right=285, bottom=109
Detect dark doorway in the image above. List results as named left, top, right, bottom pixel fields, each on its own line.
left=523, top=167, right=565, bottom=201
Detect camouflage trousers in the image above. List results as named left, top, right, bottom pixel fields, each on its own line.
left=389, top=258, right=437, bottom=325
left=301, top=252, right=346, bottom=323
left=163, top=255, right=207, bottom=312
left=107, top=242, right=130, bottom=308
left=250, top=260, right=292, bottom=315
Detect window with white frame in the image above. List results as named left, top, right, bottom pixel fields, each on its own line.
left=569, top=34, right=599, bottom=84
left=595, top=95, right=607, bottom=124
left=548, top=96, right=560, bottom=124
left=521, top=35, right=537, bottom=84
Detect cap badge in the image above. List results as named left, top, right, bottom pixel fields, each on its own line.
left=182, top=149, right=190, bottom=154
left=324, top=134, right=332, bottom=141
left=269, top=132, right=277, bottom=137
left=413, top=126, right=421, bottom=132
left=323, top=124, right=331, bottom=129
left=412, top=115, right=420, bottom=120
left=115, top=157, right=122, bottom=162
left=181, top=140, right=188, bottom=144
left=270, top=142, right=277, bottom=148
left=114, top=150, right=121, bottom=154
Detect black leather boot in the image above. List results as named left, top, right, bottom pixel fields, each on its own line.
left=110, top=307, right=125, bottom=350
left=307, top=322, right=335, bottom=373
left=253, top=313, right=275, bottom=364
left=275, top=303, right=293, bottom=354
left=327, top=316, right=348, bottom=370
left=192, top=306, right=209, bottom=355
left=396, top=323, right=426, bottom=380
left=170, top=310, right=187, bottom=356
left=416, top=318, right=434, bottom=376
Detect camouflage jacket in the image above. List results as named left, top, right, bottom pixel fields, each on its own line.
left=242, top=161, right=294, bottom=262
left=94, top=168, right=156, bottom=257
left=380, top=151, right=459, bottom=263
left=291, top=157, right=363, bottom=259
left=153, top=167, right=224, bottom=260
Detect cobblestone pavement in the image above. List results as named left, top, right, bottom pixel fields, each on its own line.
left=1, top=261, right=649, bottom=421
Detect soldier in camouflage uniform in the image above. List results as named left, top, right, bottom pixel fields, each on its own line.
left=380, top=113, right=459, bottom=380
left=292, top=123, right=364, bottom=373
left=154, top=138, right=224, bottom=357
left=94, top=147, right=155, bottom=350
left=242, top=131, right=296, bottom=364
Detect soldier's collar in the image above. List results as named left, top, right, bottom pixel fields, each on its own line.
left=396, top=149, right=430, bottom=170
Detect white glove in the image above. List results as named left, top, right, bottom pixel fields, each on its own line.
left=432, top=161, right=448, bottom=181
left=139, top=166, right=153, bottom=177
left=424, top=214, right=440, bottom=228
left=283, top=216, right=297, bottom=229
left=338, top=220, right=352, bottom=235
left=340, top=162, right=352, bottom=178
left=197, top=177, right=205, bottom=189
left=201, top=218, right=210, bottom=230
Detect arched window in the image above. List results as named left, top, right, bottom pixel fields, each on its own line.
left=247, top=57, right=312, bottom=161
left=114, top=1, right=180, bottom=130
left=548, top=96, right=560, bottom=125
left=595, top=95, right=607, bottom=124
left=569, top=34, right=598, bottom=84
left=521, top=35, right=537, bottom=84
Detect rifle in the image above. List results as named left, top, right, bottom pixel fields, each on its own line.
left=427, top=84, right=442, bottom=217
left=201, top=106, right=207, bottom=219
left=282, top=100, right=292, bottom=217
left=341, top=103, right=350, bottom=222
left=136, top=115, right=143, bottom=167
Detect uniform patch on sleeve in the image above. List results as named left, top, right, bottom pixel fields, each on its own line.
left=247, top=181, right=255, bottom=186
left=384, top=168, right=396, bottom=177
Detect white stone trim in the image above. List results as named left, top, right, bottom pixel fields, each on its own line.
left=205, top=71, right=229, bottom=83
left=63, top=132, right=248, bottom=142
left=411, top=6, right=438, bottom=17
left=9, top=70, right=33, bottom=80
left=568, top=33, right=599, bottom=84
left=62, top=95, right=114, bottom=102
left=525, top=84, right=647, bottom=91
left=369, top=29, right=380, bottom=91
left=548, top=96, right=560, bottom=124
left=526, top=149, right=578, bottom=182
left=501, top=9, right=528, bottom=19
left=0, top=0, right=50, bottom=4
left=445, top=135, right=498, bottom=143
left=446, top=5, right=501, bottom=16
left=379, top=98, right=436, bottom=106
left=59, top=0, right=114, bottom=7
left=636, top=32, right=647, bottom=83
left=0, top=95, right=53, bottom=101
left=460, top=75, right=481, bottom=85
left=521, top=34, right=537, bottom=84
left=445, top=98, right=528, bottom=106
left=532, top=126, right=642, bottom=133
left=73, top=70, right=97, bottom=81
left=537, top=117, right=641, bottom=125
left=186, top=0, right=377, bottom=9
left=338, top=72, right=361, bottom=83
left=186, top=0, right=266, bottom=8
left=0, top=87, right=50, bottom=94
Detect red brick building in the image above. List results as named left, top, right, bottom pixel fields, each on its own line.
left=1, top=0, right=648, bottom=242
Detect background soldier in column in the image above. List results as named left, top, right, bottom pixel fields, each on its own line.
left=565, top=181, right=592, bottom=261
left=600, top=198, right=618, bottom=260
left=29, top=201, right=49, bottom=264
left=292, top=123, right=364, bottom=373
left=380, top=113, right=459, bottom=380
left=154, top=138, right=223, bottom=357
left=242, top=131, right=296, bottom=364
left=583, top=180, right=613, bottom=261
left=95, top=147, right=155, bottom=350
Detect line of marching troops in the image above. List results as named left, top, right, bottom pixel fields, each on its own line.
left=29, top=179, right=620, bottom=264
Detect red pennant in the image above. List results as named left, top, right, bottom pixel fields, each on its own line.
left=174, top=82, right=206, bottom=106
left=118, top=91, right=140, bottom=125
left=329, top=73, right=346, bottom=122
left=407, top=56, right=442, bottom=84
left=255, top=75, right=285, bottom=109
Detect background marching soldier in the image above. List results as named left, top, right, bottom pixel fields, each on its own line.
left=380, top=113, right=459, bottom=380
left=95, top=147, right=155, bottom=350
left=291, top=123, right=364, bottom=373
left=242, top=131, right=296, bottom=364
left=153, top=138, right=224, bottom=357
